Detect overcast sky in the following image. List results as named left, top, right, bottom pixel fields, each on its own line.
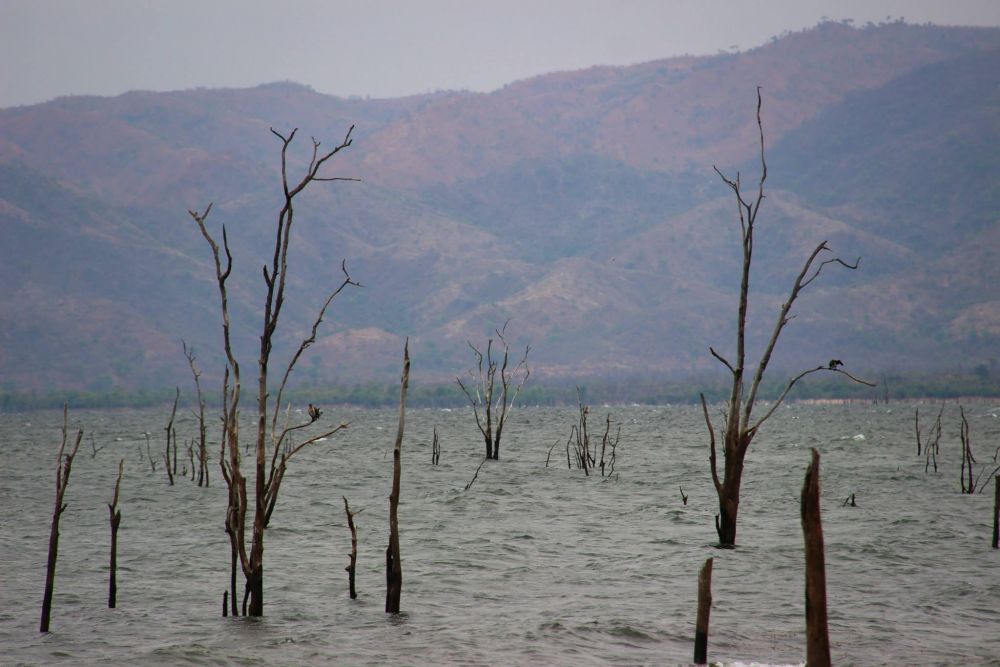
left=1, top=0, right=998, bottom=109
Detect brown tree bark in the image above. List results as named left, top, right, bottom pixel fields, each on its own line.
left=801, top=449, right=831, bottom=667
left=386, top=341, right=410, bottom=614
left=108, top=458, right=124, bottom=608
left=40, top=407, right=83, bottom=633
left=694, top=557, right=713, bottom=664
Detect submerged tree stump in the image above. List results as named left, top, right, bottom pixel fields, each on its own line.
left=801, top=448, right=831, bottom=667
left=694, top=557, right=714, bottom=664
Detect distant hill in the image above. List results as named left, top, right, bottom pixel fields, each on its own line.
left=1, top=21, right=998, bottom=394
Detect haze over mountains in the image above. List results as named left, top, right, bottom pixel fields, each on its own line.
left=1, top=21, right=998, bottom=394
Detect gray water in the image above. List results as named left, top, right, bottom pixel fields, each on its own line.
left=1, top=402, right=998, bottom=666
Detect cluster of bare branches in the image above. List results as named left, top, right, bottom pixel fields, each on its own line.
left=456, top=320, right=530, bottom=460
left=958, top=406, right=1000, bottom=494
left=551, top=391, right=619, bottom=477
left=189, top=125, right=358, bottom=617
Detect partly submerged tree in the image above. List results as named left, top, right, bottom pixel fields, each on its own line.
left=456, top=321, right=530, bottom=460
left=189, top=125, right=358, bottom=616
left=701, top=89, right=873, bottom=547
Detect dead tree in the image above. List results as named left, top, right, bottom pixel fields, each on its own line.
left=564, top=394, right=620, bottom=477
left=958, top=408, right=1000, bottom=494
left=700, top=89, right=873, bottom=547
left=189, top=124, right=358, bottom=617
left=343, top=496, right=359, bottom=599
left=144, top=433, right=157, bottom=473
left=431, top=426, right=441, bottom=465
left=108, top=458, right=124, bottom=608
left=456, top=321, right=530, bottom=460
left=40, top=406, right=83, bottom=633
left=184, top=340, right=209, bottom=487
left=163, top=387, right=179, bottom=486
left=924, top=406, right=943, bottom=473
left=386, top=341, right=409, bottom=614
left=599, top=413, right=620, bottom=477
left=693, top=557, right=713, bottom=664
left=960, top=406, right=976, bottom=494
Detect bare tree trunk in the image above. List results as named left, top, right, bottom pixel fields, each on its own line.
left=801, top=449, right=831, bottom=667
left=431, top=426, right=441, bottom=465
left=386, top=341, right=409, bottom=614
left=164, top=388, right=179, bottom=486
left=40, top=407, right=83, bottom=633
left=694, top=557, right=713, bottom=664
left=343, top=496, right=358, bottom=599
left=108, top=458, right=124, bottom=608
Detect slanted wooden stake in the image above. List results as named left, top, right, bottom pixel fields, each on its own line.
left=343, top=496, right=359, bottom=599
left=801, top=448, right=831, bottom=667
left=694, top=557, right=713, bottom=664
left=108, top=458, right=124, bottom=608
left=40, top=406, right=83, bottom=633
left=386, top=340, right=409, bottom=613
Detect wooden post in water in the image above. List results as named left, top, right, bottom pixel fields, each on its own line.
left=108, top=458, right=124, bottom=608
left=993, top=475, right=999, bottom=550
left=694, top=557, right=714, bottom=664
left=801, top=448, right=831, bottom=667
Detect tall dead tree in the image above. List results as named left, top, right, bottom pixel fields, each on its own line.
left=700, top=88, right=873, bottom=547
left=457, top=321, right=530, bottom=460
left=40, top=406, right=83, bottom=633
left=189, top=124, right=358, bottom=617
left=386, top=341, right=410, bottom=614
left=108, top=458, right=124, bottom=608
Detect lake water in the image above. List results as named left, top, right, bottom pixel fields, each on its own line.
left=1, top=402, right=998, bottom=666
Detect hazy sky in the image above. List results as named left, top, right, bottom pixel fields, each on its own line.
left=1, top=0, right=998, bottom=108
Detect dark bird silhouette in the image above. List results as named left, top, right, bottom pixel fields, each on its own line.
left=828, top=359, right=843, bottom=370
left=308, top=403, right=322, bottom=422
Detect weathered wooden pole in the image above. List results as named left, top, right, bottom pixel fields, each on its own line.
left=40, top=407, right=83, bottom=633
left=694, top=557, right=714, bottom=664
left=108, top=458, right=124, bottom=608
left=386, top=340, right=409, bottom=613
left=344, top=496, right=359, bottom=599
left=801, top=448, right=831, bottom=667
left=992, top=475, right=999, bottom=550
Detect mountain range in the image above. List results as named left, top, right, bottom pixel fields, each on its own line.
left=1, top=20, right=998, bottom=395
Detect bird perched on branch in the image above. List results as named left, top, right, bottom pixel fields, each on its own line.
left=828, top=359, right=843, bottom=370
left=308, top=403, right=322, bottom=422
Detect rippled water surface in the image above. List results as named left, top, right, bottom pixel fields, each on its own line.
left=2, top=402, right=999, bottom=666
